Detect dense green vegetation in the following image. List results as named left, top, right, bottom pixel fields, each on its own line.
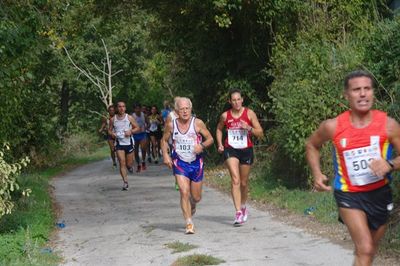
left=2, top=0, right=400, bottom=260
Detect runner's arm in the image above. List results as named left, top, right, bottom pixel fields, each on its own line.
left=370, top=117, right=400, bottom=177
left=161, top=121, right=173, bottom=168
left=247, top=109, right=264, bottom=138
left=305, top=119, right=336, bottom=191
left=128, top=115, right=141, bottom=134
left=194, top=119, right=214, bottom=154
left=108, top=117, right=116, bottom=138
left=216, top=112, right=226, bottom=153
left=99, top=116, right=107, bottom=133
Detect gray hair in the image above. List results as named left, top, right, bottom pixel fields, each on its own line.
left=175, top=97, right=192, bottom=110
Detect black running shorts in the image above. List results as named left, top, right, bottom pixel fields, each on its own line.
left=334, top=185, right=393, bottom=230
left=223, top=147, right=254, bottom=165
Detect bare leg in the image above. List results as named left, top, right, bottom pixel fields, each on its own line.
left=339, top=208, right=383, bottom=266
left=225, top=158, right=241, bottom=212
left=126, top=151, right=134, bottom=171
left=176, top=175, right=192, bottom=221
left=239, top=164, right=251, bottom=205
left=107, top=139, right=116, bottom=165
left=116, top=150, right=127, bottom=183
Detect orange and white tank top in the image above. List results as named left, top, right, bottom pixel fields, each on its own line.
left=224, top=108, right=253, bottom=149
left=332, top=110, right=392, bottom=192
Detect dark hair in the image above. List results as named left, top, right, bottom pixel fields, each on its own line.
left=344, top=70, right=376, bottom=90
left=228, top=88, right=242, bottom=99
left=107, top=105, right=114, bottom=110
left=133, top=103, right=141, bottom=109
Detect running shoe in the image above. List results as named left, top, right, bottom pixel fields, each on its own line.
left=127, top=167, right=133, bottom=173
left=147, top=157, right=152, bottom=163
left=185, top=223, right=195, bottom=234
left=113, top=163, right=117, bottom=170
left=233, top=211, right=244, bottom=226
left=136, top=165, right=141, bottom=173
left=122, top=182, right=129, bottom=191
left=241, top=207, right=249, bottom=222
left=142, top=162, right=146, bottom=171
left=175, top=182, right=179, bottom=191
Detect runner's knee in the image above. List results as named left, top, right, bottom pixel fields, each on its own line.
left=180, top=189, right=191, bottom=200
left=192, top=194, right=201, bottom=203
left=231, top=177, right=240, bottom=187
left=355, top=242, right=375, bottom=259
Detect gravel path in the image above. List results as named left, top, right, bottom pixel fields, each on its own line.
left=53, top=159, right=355, bottom=265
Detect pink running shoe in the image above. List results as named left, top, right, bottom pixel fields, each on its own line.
left=233, top=211, right=244, bottom=226
left=241, top=207, right=248, bottom=222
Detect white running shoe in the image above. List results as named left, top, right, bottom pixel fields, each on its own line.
left=185, top=223, right=195, bottom=234
left=241, top=207, right=248, bottom=222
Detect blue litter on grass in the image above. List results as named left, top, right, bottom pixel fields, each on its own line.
left=56, top=221, right=66, bottom=228
left=304, top=206, right=317, bottom=215
left=40, top=247, right=53, bottom=254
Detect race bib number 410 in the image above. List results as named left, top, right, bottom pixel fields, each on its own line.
left=343, top=136, right=382, bottom=186
left=227, top=129, right=248, bottom=149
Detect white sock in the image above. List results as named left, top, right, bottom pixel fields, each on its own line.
left=186, top=218, right=193, bottom=224
left=241, top=204, right=246, bottom=210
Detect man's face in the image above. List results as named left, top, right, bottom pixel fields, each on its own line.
left=345, top=77, right=374, bottom=114
left=108, top=107, right=115, bottom=116
left=229, top=92, right=243, bottom=110
left=117, top=102, right=126, bottom=115
left=151, top=107, right=157, bottom=114
left=134, top=106, right=141, bottom=114
left=177, top=100, right=191, bottom=120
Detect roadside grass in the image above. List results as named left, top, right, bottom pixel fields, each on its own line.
left=206, top=167, right=337, bottom=224
left=165, top=241, right=198, bottom=254
left=0, top=143, right=109, bottom=266
left=172, top=254, right=225, bottom=266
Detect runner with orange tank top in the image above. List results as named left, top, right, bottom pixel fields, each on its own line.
left=216, top=89, right=264, bottom=226
left=306, top=70, right=400, bottom=266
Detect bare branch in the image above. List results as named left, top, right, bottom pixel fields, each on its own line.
left=64, top=39, right=121, bottom=109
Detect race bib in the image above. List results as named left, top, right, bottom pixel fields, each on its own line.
left=116, top=131, right=126, bottom=139
left=175, top=138, right=195, bottom=157
left=343, top=136, right=382, bottom=186
left=228, top=129, right=248, bottom=149
left=149, top=123, right=158, bottom=132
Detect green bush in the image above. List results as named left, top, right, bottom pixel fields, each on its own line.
left=0, top=144, right=29, bottom=218
left=269, top=38, right=364, bottom=185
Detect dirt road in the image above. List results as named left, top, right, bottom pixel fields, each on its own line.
left=53, top=159, right=355, bottom=265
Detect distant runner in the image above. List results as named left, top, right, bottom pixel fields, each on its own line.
left=99, top=105, right=116, bottom=168
left=109, top=101, right=140, bottom=190
left=132, top=104, right=149, bottom=172
left=161, top=97, right=214, bottom=234
left=148, top=105, right=163, bottom=164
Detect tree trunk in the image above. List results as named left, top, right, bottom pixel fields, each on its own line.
left=60, top=80, right=70, bottom=135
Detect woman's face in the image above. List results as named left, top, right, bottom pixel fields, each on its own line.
left=229, top=92, right=243, bottom=110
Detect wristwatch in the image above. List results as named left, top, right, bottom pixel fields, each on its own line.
left=386, top=159, right=395, bottom=171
